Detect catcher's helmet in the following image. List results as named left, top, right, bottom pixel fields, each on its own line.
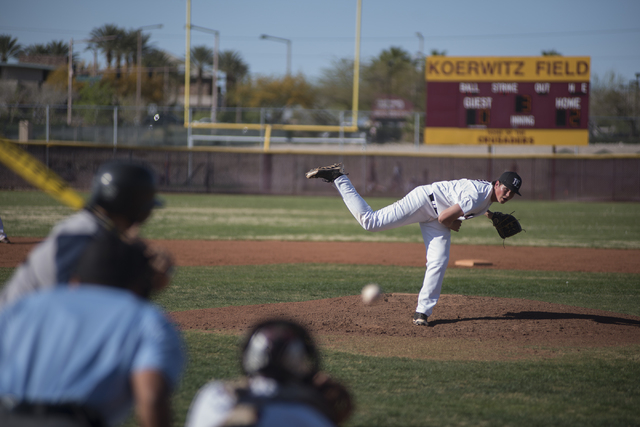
left=88, top=161, right=161, bottom=223
left=241, top=320, right=320, bottom=383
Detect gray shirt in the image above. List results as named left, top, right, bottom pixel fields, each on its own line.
left=0, top=209, right=105, bottom=311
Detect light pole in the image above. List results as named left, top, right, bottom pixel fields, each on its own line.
left=635, top=73, right=640, bottom=138
left=191, top=25, right=220, bottom=122
left=136, top=24, right=163, bottom=122
left=67, top=38, right=73, bottom=125
left=416, top=32, right=424, bottom=59
left=635, top=73, right=640, bottom=114
left=260, top=34, right=291, bottom=76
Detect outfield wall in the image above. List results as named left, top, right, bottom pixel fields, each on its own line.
left=1, top=143, right=639, bottom=201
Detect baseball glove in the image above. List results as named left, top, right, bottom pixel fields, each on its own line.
left=491, top=211, right=523, bottom=239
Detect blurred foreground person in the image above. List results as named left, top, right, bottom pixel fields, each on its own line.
left=0, top=224, right=184, bottom=427
left=0, top=160, right=162, bottom=311
left=185, top=319, right=353, bottom=427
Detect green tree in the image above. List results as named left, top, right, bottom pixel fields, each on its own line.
left=22, top=40, right=73, bottom=58
left=89, top=24, right=121, bottom=68
left=111, top=28, right=128, bottom=72
left=45, top=40, right=69, bottom=57
left=361, top=46, right=423, bottom=111
left=21, top=41, right=77, bottom=66
left=239, top=74, right=316, bottom=108
left=219, top=50, right=249, bottom=107
left=143, top=48, right=179, bottom=104
left=190, top=45, right=213, bottom=107
left=127, top=29, right=152, bottom=71
left=117, top=29, right=143, bottom=71
left=144, top=47, right=175, bottom=68
left=77, top=79, right=115, bottom=106
left=590, top=71, right=638, bottom=137
left=0, top=34, right=22, bottom=62
left=22, top=43, right=50, bottom=56
left=316, top=58, right=354, bottom=110
left=364, top=47, right=417, bottom=95
left=542, top=49, right=562, bottom=56
left=317, top=47, right=430, bottom=113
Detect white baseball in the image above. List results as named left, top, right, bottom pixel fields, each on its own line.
left=361, top=283, right=381, bottom=305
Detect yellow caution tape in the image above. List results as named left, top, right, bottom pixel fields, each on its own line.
left=0, top=138, right=85, bottom=210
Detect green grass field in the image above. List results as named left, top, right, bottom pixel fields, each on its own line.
left=1, top=190, right=639, bottom=426
left=2, top=190, right=640, bottom=248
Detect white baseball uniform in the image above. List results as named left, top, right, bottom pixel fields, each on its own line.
left=185, top=376, right=336, bottom=427
left=333, top=175, right=494, bottom=316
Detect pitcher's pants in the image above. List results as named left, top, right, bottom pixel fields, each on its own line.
left=334, top=175, right=451, bottom=316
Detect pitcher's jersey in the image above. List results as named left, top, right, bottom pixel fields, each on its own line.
left=430, top=179, right=493, bottom=220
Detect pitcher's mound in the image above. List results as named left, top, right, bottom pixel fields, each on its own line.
left=171, top=294, right=640, bottom=360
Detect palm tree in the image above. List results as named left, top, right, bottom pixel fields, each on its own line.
left=0, top=34, right=22, bottom=62
left=22, top=43, right=50, bottom=56
left=219, top=50, right=249, bottom=106
left=144, top=48, right=175, bottom=68
left=123, top=29, right=144, bottom=71
left=191, top=45, right=213, bottom=107
left=89, top=24, right=121, bottom=69
left=21, top=41, right=76, bottom=65
left=110, top=28, right=128, bottom=73
left=144, top=48, right=178, bottom=102
left=45, top=40, right=69, bottom=57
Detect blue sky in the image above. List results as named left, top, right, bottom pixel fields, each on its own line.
left=1, top=0, right=639, bottom=84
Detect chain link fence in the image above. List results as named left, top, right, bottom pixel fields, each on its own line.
left=2, top=104, right=638, bottom=146
left=0, top=104, right=430, bottom=147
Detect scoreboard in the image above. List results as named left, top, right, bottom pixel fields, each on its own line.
left=425, top=56, right=590, bottom=145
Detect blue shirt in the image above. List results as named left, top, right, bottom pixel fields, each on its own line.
left=0, top=285, right=185, bottom=427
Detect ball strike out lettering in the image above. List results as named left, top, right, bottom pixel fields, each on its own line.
left=492, top=83, right=518, bottom=93
left=459, top=83, right=479, bottom=93
left=535, top=83, right=550, bottom=94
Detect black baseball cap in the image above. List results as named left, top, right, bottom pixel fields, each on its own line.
left=498, top=171, right=522, bottom=196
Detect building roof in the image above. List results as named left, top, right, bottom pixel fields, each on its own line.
left=0, top=62, right=58, bottom=71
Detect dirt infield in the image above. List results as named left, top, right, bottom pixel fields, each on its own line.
left=3, top=238, right=639, bottom=273
left=3, top=238, right=640, bottom=360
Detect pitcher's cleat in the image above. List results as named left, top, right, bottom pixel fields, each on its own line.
left=413, top=312, right=428, bottom=326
